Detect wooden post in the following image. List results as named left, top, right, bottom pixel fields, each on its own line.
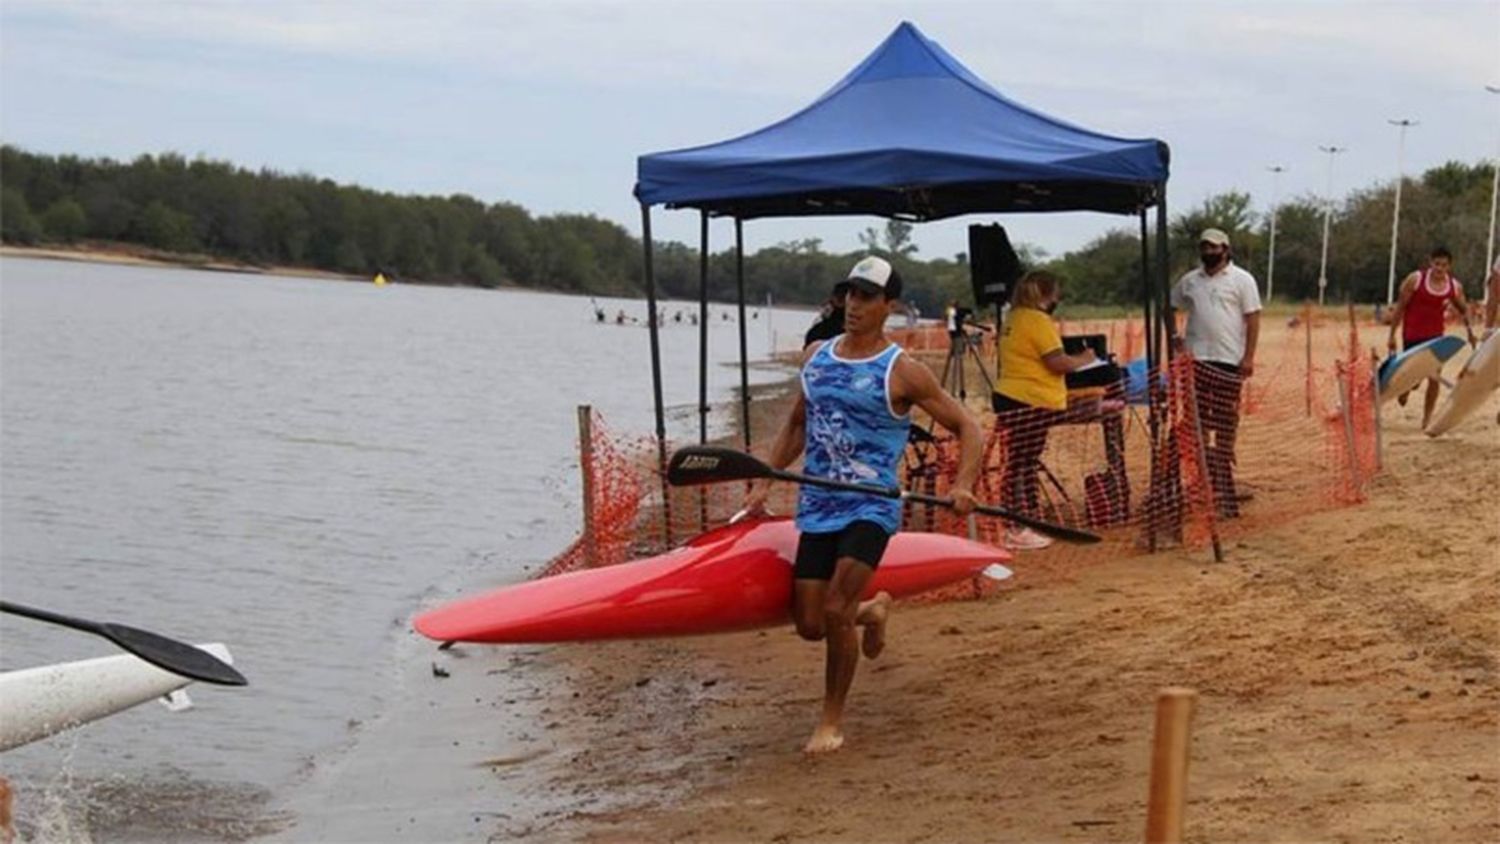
left=1304, top=303, right=1314, bottom=417
left=1337, top=366, right=1364, bottom=497
left=577, top=405, right=597, bottom=568
left=1346, top=301, right=1359, bottom=367
left=1144, top=687, right=1198, bottom=844
left=1370, top=350, right=1384, bottom=472
left=1181, top=364, right=1224, bottom=562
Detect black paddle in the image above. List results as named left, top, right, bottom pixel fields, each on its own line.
left=0, top=600, right=248, bottom=686
left=666, top=446, right=1101, bottom=544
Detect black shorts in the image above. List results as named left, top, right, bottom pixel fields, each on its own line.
left=1402, top=333, right=1442, bottom=351
left=793, top=520, right=891, bottom=581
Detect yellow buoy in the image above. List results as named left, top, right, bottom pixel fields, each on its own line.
left=373, top=273, right=388, bottom=286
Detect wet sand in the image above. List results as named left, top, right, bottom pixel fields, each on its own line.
left=268, top=319, right=1496, bottom=842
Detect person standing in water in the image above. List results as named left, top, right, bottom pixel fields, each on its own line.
left=745, top=256, right=983, bottom=754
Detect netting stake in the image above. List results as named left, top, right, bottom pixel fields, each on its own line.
left=577, top=405, right=597, bottom=568
left=1370, top=350, right=1383, bottom=472
left=1304, top=303, right=1314, bottom=418
left=1337, top=364, right=1364, bottom=498
left=1181, top=363, right=1224, bottom=562
left=1144, top=687, right=1198, bottom=844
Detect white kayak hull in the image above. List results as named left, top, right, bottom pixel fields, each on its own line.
left=0, top=643, right=232, bottom=752
left=1425, top=331, right=1500, bottom=436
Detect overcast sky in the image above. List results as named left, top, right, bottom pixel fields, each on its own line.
left=2, top=0, right=1497, bottom=260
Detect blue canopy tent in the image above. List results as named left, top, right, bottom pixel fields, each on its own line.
left=633, top=21, right=1174, bottom=544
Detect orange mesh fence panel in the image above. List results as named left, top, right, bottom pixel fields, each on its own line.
left=537, top=313, right=1381, bottom=609
left=538, top=410, right=643, bottom=578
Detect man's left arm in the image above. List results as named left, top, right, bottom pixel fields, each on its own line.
left=1240, top=312, right=1261, bottom=378
left=1451, top=283, right=1477, bottom=345
left=1239, top=272, right=1263, bottom=377
left=894, top=357, right=983, bottom=514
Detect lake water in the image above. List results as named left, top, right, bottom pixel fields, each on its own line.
left=0, top=256, right=802, bottom=840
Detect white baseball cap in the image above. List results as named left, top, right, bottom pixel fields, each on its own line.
left=846, top=255, right=903, bottom=297
left=1199, top=228, right=1231, bottom=247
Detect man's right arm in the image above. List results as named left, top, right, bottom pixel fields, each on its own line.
left=1388, top=273, right=1418, bottom=350
left=1167, top=276, right=1186, bottom=349
left=745, top=345, right=815, bottom=514
left=743, top=392, right=805, bottom=516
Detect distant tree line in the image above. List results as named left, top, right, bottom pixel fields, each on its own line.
left=1049, top=161, right=1497, bottom=307
left=2, top=145, right=1494, bottom=312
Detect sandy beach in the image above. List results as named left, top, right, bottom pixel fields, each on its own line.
left=469, top=316, right=1500, bottom=843
left=0, top=243, right=365, bottom=283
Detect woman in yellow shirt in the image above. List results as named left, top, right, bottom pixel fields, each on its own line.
left=991, top=271, right=1096, bottom=549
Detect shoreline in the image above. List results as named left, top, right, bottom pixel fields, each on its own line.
left=1, top=243, right=367, bottom=284
left=0, top=244, right=826, bottom=315
left=254, top=373, right=803, bottom=842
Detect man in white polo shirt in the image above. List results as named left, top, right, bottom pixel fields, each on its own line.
left=1169, top=228, right=1262, bottom=518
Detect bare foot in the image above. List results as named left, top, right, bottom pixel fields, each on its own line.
left=803, top=724, right=844, bottom=754
left=859, top=592, right=891, bottom=659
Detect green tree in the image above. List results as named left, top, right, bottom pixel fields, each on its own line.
left=463, top=243, right=505, bottom=288
left=2, top=188, right=42, bottom=244
left=133, top=200, right=197, bottom=252
left=2, top=187, right=43, bottom=244
left=41, top=198, right=88, bottom=243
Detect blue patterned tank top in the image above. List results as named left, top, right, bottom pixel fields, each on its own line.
left=796, top=336, right=911, bottom=535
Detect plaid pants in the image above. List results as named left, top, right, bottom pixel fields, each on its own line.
left=1192, top=361, right=1244, bottom=517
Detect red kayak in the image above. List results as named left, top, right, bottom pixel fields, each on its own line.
left=414, top=517, right=1011, bottom=644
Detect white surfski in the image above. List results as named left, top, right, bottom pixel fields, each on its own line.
left=1378, top=335, right=1466, bottom=404
left=0, top=644, right=233, bottom=752
left=1425, top=331, right=1500, bottom=436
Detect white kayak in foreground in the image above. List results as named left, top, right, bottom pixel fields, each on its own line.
left=0, top=643, right=233, bottom=752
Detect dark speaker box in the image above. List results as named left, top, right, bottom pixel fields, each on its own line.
left=968, top=224, right=1021, bottom=307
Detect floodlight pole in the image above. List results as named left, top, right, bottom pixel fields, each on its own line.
left=1385, top=119, right=1418, bottom=305
left=1486, top=86, right=1500, bottom=296
left=1266, top=165, right=1285, bottom=303
left=1317, top=145, right=1346, bottom=306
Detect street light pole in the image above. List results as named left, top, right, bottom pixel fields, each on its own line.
left=1486, top=86, right=1499, bottom=297
left=1317, top=145, right=1347, bottom=306
left=1386, top=119, right=1418, bottom=305
left=1266, top=165, right=1286, bottom=303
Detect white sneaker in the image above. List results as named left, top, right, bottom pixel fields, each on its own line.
left=1005, top=527, right=1053, bottom=550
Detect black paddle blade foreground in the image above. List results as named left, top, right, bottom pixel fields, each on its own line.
left=105, top=622, right=249, bottom=686
left=665, top=446, right=768, bottom=486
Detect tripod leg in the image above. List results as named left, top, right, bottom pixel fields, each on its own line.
left=939, top=345, right=955, bottom=396
left=968, top=342, right=995, bottom=394
left=955, top=343, right=967, bottom=400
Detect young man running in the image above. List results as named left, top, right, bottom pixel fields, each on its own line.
left=1387, top=246, right=1476, bottom=427
left=745, top=255, right=983, bottom=754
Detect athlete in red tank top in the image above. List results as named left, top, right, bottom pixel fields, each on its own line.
left=1387, top=247, right=1476, bottom=426
left=1402, top=268, right=1460, bottom=343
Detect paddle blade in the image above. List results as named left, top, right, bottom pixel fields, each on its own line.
left=103, top=622, right=248, bottom=686
left=666, top=446, right=770, bottom=487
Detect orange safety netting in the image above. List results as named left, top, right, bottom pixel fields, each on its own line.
left=541, top=305, right=1382, bottom=606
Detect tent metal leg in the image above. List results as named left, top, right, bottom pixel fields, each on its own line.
left=1139, top=207, right=1160, bottom=552
left=639, top=203, right=672, bottom=547
left=735, top=218, right=751, bottom=450
left=698, top=211, right=710, bottom=531
left=698, top=211, right=710, bottom=446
